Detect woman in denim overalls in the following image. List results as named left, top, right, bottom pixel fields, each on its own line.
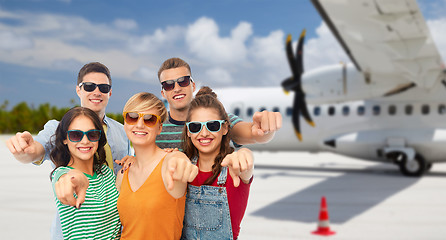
left=180, top=87, right=254, bottom=240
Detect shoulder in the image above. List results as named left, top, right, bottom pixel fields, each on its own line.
left=51, top=166, right=71, bottom=183
left=101, top=164, right=114, bottom=174
left=104, top=116, right=128, bottom=138
left=38, top=119, right=59, bottom=135
left=99, top=165, right=116, bottom=181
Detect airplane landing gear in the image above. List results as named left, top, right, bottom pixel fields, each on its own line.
left=384, top=149, right=428, bottom=177
left=398, top=154, right=427, bottom=177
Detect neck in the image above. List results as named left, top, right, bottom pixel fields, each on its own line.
left=69, top=158, right=94, bottom=176
left=97, top=111, right=106, bottom=122
left=169, top=108, right=189, bottom=122
left=133, top=143, right=163, bottom=168
left=198, top=151, right=219, bottom=172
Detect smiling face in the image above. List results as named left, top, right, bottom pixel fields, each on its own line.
left=63, top=115, right=99, bottom=165
left=76, top=72, right=111, bottom=119
left=187, top=107, right=228, bottom=158
left=124, top=109, right=163, bottom=147
left=160, top=66, right=196, bottom=114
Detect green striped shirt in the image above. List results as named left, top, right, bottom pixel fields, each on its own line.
left=52, top=165, right=121, bottom=240
left=156, top=112, right=243, bottom=150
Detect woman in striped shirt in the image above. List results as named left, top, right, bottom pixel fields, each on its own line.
left=50, top=107, right=121, bottom=240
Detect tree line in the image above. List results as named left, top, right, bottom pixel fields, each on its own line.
left=0, top=100, right=124, bottom=134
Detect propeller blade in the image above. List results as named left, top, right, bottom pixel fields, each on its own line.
left=300, top=96, right=315, bottom=127
left=296, top=29, right=306, bottom=76
left=285, top=34, right=299, bottom=81
left=281, top=77, right=298, bottom=92
left=283, top=29, right=315, bottom=142
left=292, top=94, right=302, bottom=141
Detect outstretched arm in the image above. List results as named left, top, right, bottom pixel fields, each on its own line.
left=53, top=169, right=89, bottom=209
left=231, top=110, right=282, bottom=145
left=6, top=131, right=45, bottom=164
left=162, top=152, right=198, bottom=199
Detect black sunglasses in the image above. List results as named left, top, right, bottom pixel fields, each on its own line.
left=67, top=129, right=102, bottom=142
left=186, top=120, right=225, bottom=134
left=79, top=82, right=112, bottom=94
left=161, top=76, right=192, bottom=91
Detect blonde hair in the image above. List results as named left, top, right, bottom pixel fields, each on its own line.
left=123, top=92, right=167, bottom=123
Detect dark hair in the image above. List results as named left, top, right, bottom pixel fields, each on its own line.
left=181, top=86, right=234, bottom=185
left=50, top=107, right=107, bottom=179
left=77, top=62, right=112, bottom=86
left=157, top=57, right=191, bottom=81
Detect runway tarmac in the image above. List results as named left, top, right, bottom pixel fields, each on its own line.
left=2, top=134, right=446, bottom=239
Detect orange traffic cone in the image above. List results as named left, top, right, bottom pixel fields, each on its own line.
left=312, top=196, right=336, bottom=236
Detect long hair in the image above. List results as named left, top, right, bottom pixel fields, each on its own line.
left=181, top=86, right=234, bottom=185
left=50, top=107, right=107, bottom=179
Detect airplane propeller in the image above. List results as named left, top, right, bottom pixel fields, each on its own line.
left=282, top=29, right=315, bottom=141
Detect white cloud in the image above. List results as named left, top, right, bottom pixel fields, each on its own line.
left=0, top=31, right=33, bottom=50
left=250, top=30, right=285, bottom=67
left=186, top=17, right=253, bottom=64
left=129, top=26, right=185, bottom=54
left=202, top=67, right=233, bottom=85
left=113, top=19, right=138, bottom=31
left=132, top=67, right=158, bottom=82
left=304, top=22, right=350, bottom=71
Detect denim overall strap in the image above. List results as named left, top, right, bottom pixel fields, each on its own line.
left=191, top=156, right=198, bottom=165
left=217, top=166, right=228, bottom=186
left=182, top=158, right=233, bottom=240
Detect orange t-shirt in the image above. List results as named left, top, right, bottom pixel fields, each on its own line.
left=117, top=157, right=186, bottom=240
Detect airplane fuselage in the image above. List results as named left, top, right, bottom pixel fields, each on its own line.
left=217, top=69, right=446, bottom=170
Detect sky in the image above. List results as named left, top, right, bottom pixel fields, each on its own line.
left=1, top=0, right=446, bottom=113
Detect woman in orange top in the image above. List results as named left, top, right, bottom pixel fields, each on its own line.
left=116, top=92, right=198, bottom=240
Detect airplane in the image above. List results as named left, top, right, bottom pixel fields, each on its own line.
left=216, top=0, right=446, bottom=177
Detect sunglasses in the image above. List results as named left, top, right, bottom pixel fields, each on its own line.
left=123, top=112, right=161, bottom=128
left=161, top=76, right=193, bottom=91
left=67, top=129, right=102, bottom=142
left=78, top=82, right=112, bottom=94
left=186, top=120, right=226, bottom=134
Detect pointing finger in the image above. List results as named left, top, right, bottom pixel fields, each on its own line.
left=228, top=168, right=240, bottom=188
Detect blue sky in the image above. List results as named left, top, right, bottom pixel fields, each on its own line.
left=0, top=0, right=445, bottom=113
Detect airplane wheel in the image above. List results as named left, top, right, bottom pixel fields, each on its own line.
left=399, top=154, right=426, bottom=177
left=425, top=163, right=433, bottom=172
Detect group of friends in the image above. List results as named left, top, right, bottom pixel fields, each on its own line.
left=6, top=58, right=282, bottom=240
